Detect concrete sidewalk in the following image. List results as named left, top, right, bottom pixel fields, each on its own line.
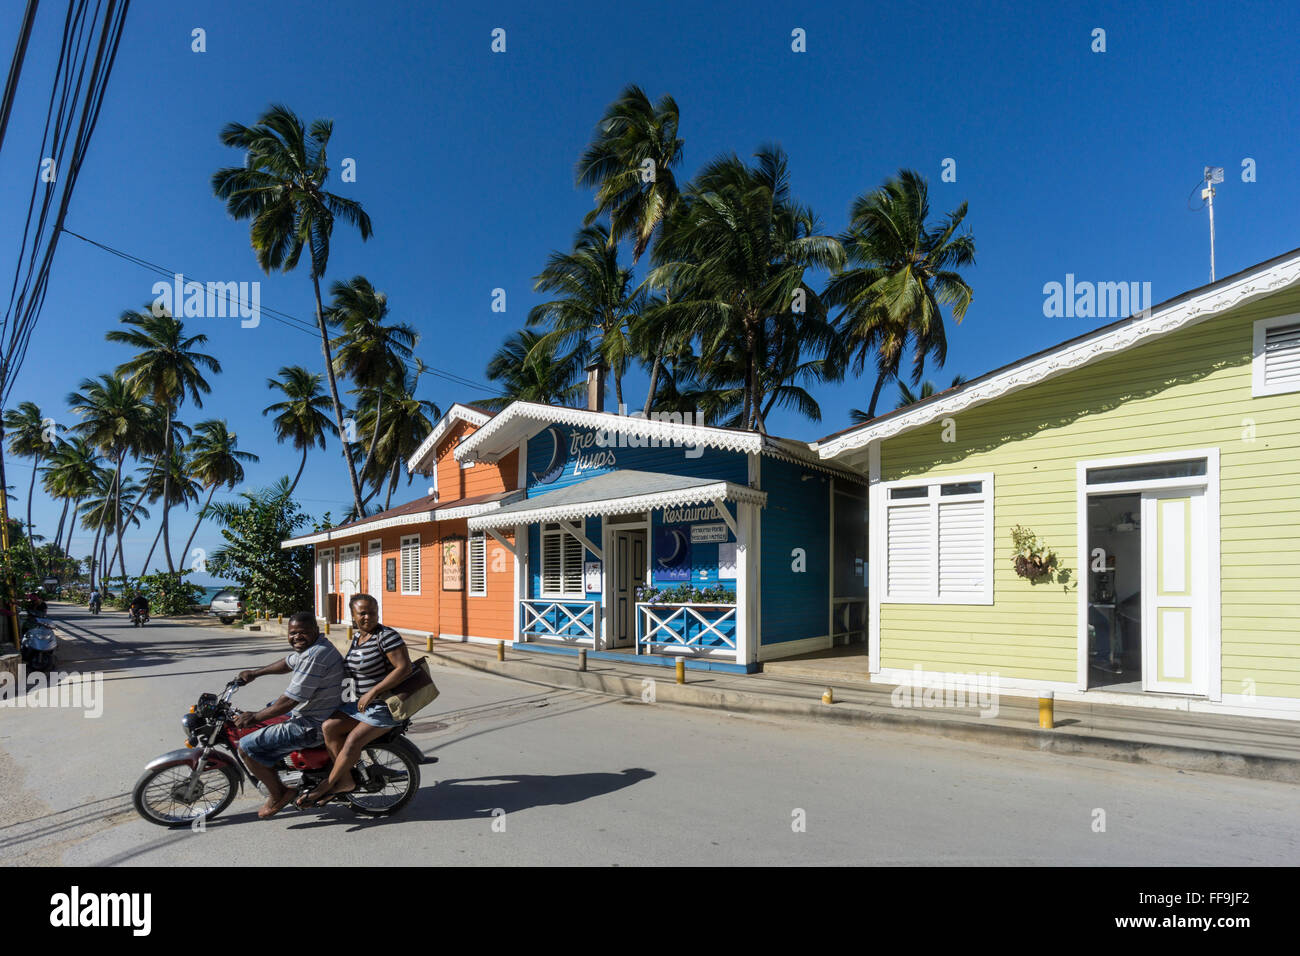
left=421, top=639, right=1300, bottom=785
left=242, top=620, right=1300, bottom=784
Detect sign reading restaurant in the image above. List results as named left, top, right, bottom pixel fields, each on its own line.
left=662, top=504, right=722, bottom=524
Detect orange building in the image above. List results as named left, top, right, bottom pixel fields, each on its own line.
left=281, top=404, right=522, bottom=644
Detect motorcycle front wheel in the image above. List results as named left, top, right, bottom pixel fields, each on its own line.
left=132, top=761, right=241, bottom=828
left=346, top=742, right=420, bottom=817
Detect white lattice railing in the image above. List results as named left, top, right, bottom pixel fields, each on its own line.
left=521, top=599, right=600, bottom=644
left=636, top=603, right=737, bottom=657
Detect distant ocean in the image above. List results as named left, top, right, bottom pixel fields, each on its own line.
left=197, top=585, right=233, bottom=604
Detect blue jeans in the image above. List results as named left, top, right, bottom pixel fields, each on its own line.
left=336, top=699, right=400, bottom=729
left=239, top=715, right=323, bottom=766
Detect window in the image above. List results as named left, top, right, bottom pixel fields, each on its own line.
left=468, top=532, right=487, bottom=596
left=881, top=476, right=992, bottom=604
left=1252, top=314, right=1300, bottom=397
left=400, top=535, right=421, bottom=595
left=541, top=522, right=585, bottom=598
left=1086, top=458, right=1206, bottom=485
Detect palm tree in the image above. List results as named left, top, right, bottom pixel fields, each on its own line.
left=67, top=374, right=153, bottom=580
left=3, top=401, right=51, bottom=546
left=527, top=224, right=645, bottom=408
left=848, top=374, right=969, bottom=423
left=137, top=449, right=202, bottom=576
left=212, top=104, right=373, bottom=516
left=180, top=419, right=259, bottom=566
left=108, top=308, right=220, bottom=572
left=824, top=169, right=976, bottom=419
left=576, top=85, right=685, bottom=410
left=40, top=437, right=99, bottom=574
left=648, top=145, right=844, bottom=432
left=481, top=329, right=589, bottom=410
left=326, top=276, right=417, bottom=477
left=263, top=366, right=333, bottom=495
left=351, top=363, right=440, bottom=510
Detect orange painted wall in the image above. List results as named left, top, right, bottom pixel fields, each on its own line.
left=314, top=419, right=520, bottom=640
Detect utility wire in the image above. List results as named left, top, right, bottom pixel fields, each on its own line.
left=59, top=226, right=505, bottom=397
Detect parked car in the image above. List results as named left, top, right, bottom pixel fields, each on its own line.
left=208, top=589, right=245, bottom=624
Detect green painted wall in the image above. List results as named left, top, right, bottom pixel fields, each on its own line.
left=879, top=285, right=1300, bottom=699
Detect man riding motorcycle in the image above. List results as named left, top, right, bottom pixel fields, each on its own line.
left=232, top=612, right=345, bottom=819
left=128, top=591, right=150, bottom=625
left=89, top=588, right=102, bottom=614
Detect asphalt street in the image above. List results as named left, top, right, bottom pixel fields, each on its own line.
left=1, top=607, right=1297, bottom=866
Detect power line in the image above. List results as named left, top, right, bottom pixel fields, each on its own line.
left=58, top=226, right=506, bottom=397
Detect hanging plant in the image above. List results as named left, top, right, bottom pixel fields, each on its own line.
left=1010, top=525, right=1058, bottom=581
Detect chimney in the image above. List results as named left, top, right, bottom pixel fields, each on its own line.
left=584, top=359, right=606, bottom=413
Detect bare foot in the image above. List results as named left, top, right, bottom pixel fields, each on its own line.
left=257, top=788, right=298, bottom=819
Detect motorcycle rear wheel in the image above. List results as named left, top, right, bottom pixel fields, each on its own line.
left=132, top=762, right=240, bottom=828
left=345, top=742, right=420, bottom=816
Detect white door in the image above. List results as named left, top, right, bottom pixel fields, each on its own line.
left=338, top=545, right=362, bottom=622
left=1141, top=490, right=1208, bottom=695
left=367, top=540, right=384, bottom=621
left=316, top=549, right=334, bottom=618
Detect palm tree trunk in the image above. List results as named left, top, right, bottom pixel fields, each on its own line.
left=865, top=371, right=889, bottom=419
left=161, top=407, right=175, bottom=573
left=110, top=452, right=159, bottom=576
left=88, top=522, right=102, bottom=591
left=49, top=497, right=69, bottom=576
left=25, top=453, right=39, bottom=544
left=287, top=446, right=308, bottom=497
left=111, top=454, right=127, bottom=581
left=364, top=388, right=384, bottom=475
left=140, top=521, right=164, bottom=577
left=644, top=329, right=667, bottom=412
left=311, top=271, right=365, bottom=516
left=64, top=499, right=79, bottom=560
left=180, top=484, right=217, bottom=568
left=384, top=458, right=399, bottom=510
left=614, top=369, right=624, bottom=409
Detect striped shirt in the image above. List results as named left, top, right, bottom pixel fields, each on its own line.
left=342, top=626, right=407, bottom=701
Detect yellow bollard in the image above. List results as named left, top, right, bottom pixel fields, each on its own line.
left=426, top=635, right=434, bottom=652
left=1038, top=690, right=1054, bottom=729
left=324, top=618, right=331, bottom=635
left=822, top=687, right=834, bottom=705
left=675, top=658, right=685, bottom=684
left=277, top=614, right=282, bottom=624
left=497, top=640, right=505, bottom=662
left=578, top=649, right=587, bottom=672
left=347, top=625, right=354, bottom=641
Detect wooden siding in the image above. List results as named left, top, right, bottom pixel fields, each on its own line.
left=879, top=285, right=1300, bottom=699
left=760, top=456, right=832, bottom=644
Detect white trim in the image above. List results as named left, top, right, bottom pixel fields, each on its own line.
left=367, top=539, right=384, bottom=620
left=818, top=251, right=1300, bottom=459
left=434, top=492, right=524, bottom=521
left=758, top=634, right=834, bottom=662
left=406, top=403, right=492, bottom=474
left=400, top=534, right=421, bottom=596
left=467, top=480, right=767, bottom=530
left=1076, top=447, right=1221, bottom=701
left=712, top=497, right=739, bottom=538
left=485, top=527, right=516, bottom=557
left=513, top=523, right=526, bottom=644
left=279, top=492, right=523, bottom=548
left=879, top=472, right=994, bottom=605
left=468, top=532, right=487, bottom=597
left=867, top=440, right=881, bottom=675
left=1251, top=313, right=1300, bottom=396
left=452, top=400, right=863, bottom=480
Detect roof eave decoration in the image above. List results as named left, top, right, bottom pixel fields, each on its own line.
left=467, top=481, right=768, bottom=530
left=405, top=403, right=493, bottom=475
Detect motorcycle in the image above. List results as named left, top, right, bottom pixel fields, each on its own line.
left=23, top=592, right=48, bottom=616
left=89, top=596, right=101, bottom=615
left=131, top=679, right=429, bottom=827
left=130, top=606, right=150, bottom=627
left=20, top=617, right=57, bottom=672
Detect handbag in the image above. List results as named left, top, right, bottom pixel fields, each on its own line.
left=383, top=656, right=439, bottom=720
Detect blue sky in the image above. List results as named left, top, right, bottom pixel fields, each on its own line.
left=2, top=0, right=1297, bottom=582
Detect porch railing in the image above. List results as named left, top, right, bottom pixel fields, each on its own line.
left=520, top=599, right=600, bottom=644
left=636, top=602, right=737, bottom=657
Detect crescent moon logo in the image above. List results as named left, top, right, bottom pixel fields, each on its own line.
left=531, top=426, right=565, bottom=485
left=657, top=528, right=687, bottom=567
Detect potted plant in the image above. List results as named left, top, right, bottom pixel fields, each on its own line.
left=1010, top=525, right=1058, bottom=581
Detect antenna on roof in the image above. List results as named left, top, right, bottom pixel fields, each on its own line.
left=1201, top=166, right=1224, bottom=282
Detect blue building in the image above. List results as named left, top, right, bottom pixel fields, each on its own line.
left=461, top=402, right=867, bottom=673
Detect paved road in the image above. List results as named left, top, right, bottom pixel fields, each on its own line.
left=2, top=607, right=1298, bottom=866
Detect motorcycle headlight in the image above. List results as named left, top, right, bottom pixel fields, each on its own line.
left=181, top=712, right=207, bottom=746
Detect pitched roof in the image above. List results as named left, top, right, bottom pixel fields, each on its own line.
left=279, top=489, right=522, bottom=548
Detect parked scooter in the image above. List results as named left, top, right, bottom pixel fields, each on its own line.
left=20, top=618, right=57, bottom=672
